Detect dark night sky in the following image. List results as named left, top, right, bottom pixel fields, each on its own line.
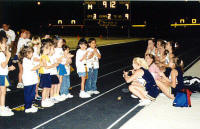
left=1, top=1, right=200, bottom=35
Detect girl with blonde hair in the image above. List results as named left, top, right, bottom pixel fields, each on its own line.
left=123, top=57, right=159, bottom=106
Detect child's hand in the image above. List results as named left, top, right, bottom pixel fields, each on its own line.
left=9, top=65, right=15, bottom=71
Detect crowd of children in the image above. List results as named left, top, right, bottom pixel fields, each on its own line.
left=123, top=39, right=184, bottom=106
left=0, top=24, right=185, bottom=116
left=0, top=25, right=101, bottom=116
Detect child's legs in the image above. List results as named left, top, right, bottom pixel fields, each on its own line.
left=0, top=86, right=6, bottom=107
left=35, top=83, right=39, bottom=97
left=42, top=88, right=47, bottom=100
left=50, top=85, right=55, bottom=98
left=60, top=75, right=67, bottom=95
left=129, top=85, right=146, bottom=100
left=91, top=69, right=98, bottom=91
left=18, top=62, right=23, bottom=83
left=85, top=69, right=92, bottom=92
left=65, top=75, right=70, bottom=94
left=57, top=76, right=63, bottom=96
left=24, top=85, right=35, bottom=109
left=81, top=76, right=86, bottom=91
left=156, top=80, right=174, bottom=99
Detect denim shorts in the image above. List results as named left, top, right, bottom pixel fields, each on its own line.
left=77, top=72, right=86, bottom=77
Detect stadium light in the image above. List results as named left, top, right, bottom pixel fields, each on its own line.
left=37, top=1, right=41, bottom=6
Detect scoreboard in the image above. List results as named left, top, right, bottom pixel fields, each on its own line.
left=84, top=1, right=131, bottom=27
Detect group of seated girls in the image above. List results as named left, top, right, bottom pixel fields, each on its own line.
left=123, top=39, right=184, bottom=106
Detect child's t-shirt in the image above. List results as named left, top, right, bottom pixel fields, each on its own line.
left=0, top=52, right=8, bottom=75
left=87, top=48, right=101, bottom=69
left=22, top=57, right=38, bottom=86
left=76, top=49, right=88, bottom=73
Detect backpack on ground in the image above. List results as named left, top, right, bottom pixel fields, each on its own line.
left=173, top=89, right=192, bottom=107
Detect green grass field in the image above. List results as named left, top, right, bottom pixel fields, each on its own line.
left=61, top=37, right=148, bottom=49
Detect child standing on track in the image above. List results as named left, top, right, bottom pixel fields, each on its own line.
left=54, top=38, right=66, bottom=101
left=39, top=40, right=55, bottom=107
left=49, top=42, right=60, bottom=103
left=60, top=44, right=74, bottom=99
left=85, top=38, right=101, bottom=95
left=21, top=45, right=40, bottom=113
left=76, top=38, right=91, bottom=98
left=32, top=36, right=42, bottom=101
left=0, top=36, right=15, bottom=116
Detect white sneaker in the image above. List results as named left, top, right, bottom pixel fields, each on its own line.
left=92, top=90, right=100, bottom=95
left=60, top=94, right=68, bottom=100
left=0, top=106, right=14, bottom=116
left=138, top=99, right=151, bottom=106
left=65, top=93, right=74, bottom=98
left=31, top=105, right=38, bottom=110
left=86, top=91, right=94, bottom=95
left=131, top=94, right=138, bottom=98
left=50, top=98, right=59, bottom=104
left=79, top=91, right=91, bottom=98
left=55, top=95, right=65, bottom=102
left=6, top=88, right=11, bottom=92
left=159, top=93, right=166, bottom=97
left=17, top=83, right=24, bottom=88
left=41, top=99, right=54, bottom=107
left=25, top=107, right=38, bottom=113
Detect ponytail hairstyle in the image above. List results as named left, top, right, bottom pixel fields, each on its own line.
left=76, top=38, right=87, bottom=50
left=18, top=45, right=34, bottom=62
left=133, top=57, right=149, bottom=69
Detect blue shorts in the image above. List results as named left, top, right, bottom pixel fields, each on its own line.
left=39, top=73, right=52, bottom=88
left=77, top=72, right=86, bottom=77
left=0, top=75, right=10, bottom=87
left=57, top=64, right=67, bottom=76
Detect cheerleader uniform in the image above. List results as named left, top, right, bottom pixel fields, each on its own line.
left=76, top=49, right=88, bottom=77
left=54, top=48, right=65, bottom=76
left=169, top=67, right=184, bottom=96
left=141, top=67, right=160, bottom=100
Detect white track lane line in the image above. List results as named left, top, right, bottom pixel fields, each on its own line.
left=12, top=66, right=130, bottom=110
left=32, top=82, right=126, bottom=129
left=106, top=55, right=200, bottom=129
left=184, top=55, right=200, bottom=70
left=106, top=104, right=140, bottom=129
left=70, top=65, right=130, bottom=89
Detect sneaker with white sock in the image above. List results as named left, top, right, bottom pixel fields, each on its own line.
left=0, top=106, right=14, bottom=116
left=92, top=90, right=100, bottom=95
left=17, top=83, right=24, bottom=88
left=138, top=99, right=151, bottom=106
left=25, top=107, right=38, bottom=113
left=6, top=88, right=11, bottom=92
left=54, top=95, right=65, bottom=102
left=131, top=94, right=138, bottom=98
left=79, top=91, right=91, bottom=98
left=65, top=93, right=74, bottom=98
left=50, top=98, right=59, bottom=104
left=41, top=99, right=54, bottom=107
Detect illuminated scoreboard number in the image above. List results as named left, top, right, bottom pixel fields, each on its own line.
left=84, top=1, right=131, bottom=26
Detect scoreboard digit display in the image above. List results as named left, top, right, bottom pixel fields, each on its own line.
left=84, top=1, right=131, bottom=27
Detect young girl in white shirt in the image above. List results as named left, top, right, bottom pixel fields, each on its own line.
left=31, top=36, right=42, bottom=100
left=39, top=40, right=56, bottom=107
left=76, top=38, right=91, bottom=98
left=20, top=45, right=40, bottom=113
left=0, top=36, right=15, bottom=116
left=85, top=38, right=101, bottom=95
